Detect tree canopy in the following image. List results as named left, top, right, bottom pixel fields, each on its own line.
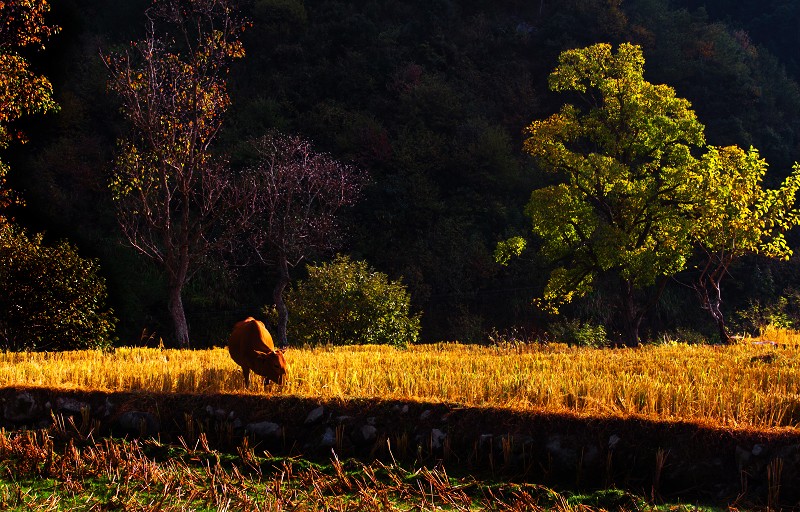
left=518, top=43, right=708, bottom=345
left=283, top=255, right=420, bottom=347
left=508, top=43, right=800, bottom=345
left=104, top=0, right=250, bottom=347
left=245, top=131, right=366, bottom=347
left=0, top=1, right=116, bottom=351
left=0, top=222, right=116, bottom=350
left=0, top=0, right=59, bottom=215
left=690, top=146, right=800, bottom=342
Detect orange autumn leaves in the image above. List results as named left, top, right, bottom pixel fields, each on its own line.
left=0, top=0, right=59, bottom=215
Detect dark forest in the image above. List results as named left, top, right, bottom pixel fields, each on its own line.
left=5, top=0, right=800, bottom=346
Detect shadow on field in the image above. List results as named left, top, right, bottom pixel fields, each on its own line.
left=0, top=386, right=797, bottom=509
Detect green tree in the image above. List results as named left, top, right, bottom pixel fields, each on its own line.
left=282, top=255, right=420, bottom=347
left=0, top=223, right=116, bottom=350
left=691, top=145, right=800, bottom=343
left=511, top=43, right=708, bottom=346
left=104, top=0, right=250, bottom=347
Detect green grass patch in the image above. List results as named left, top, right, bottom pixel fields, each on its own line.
left=0, top=427, right=730, bottom=511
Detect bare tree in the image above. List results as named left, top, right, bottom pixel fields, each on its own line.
left=103, top=0, right=250, bottom=347
left=247, top=132, right=367, bottom=347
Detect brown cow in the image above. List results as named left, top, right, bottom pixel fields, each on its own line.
left=228, top=317, right=287, bottom=387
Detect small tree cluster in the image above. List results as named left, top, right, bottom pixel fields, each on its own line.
left=502, top=43, right=800, bottom=345
left=281, top=255, right=420, bottom=347
left=0, top=223, right=116, bottom=350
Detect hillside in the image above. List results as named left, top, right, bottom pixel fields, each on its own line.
left=6, top=0, right=800, bottom=344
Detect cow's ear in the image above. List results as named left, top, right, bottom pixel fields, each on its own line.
left=253, top=350, right=270, bottom=359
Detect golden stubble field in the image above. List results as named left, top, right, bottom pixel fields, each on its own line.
left=2, top=331, right=800, bottom=432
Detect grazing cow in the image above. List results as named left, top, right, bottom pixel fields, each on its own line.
left=228, top=317, right=287, bottom=387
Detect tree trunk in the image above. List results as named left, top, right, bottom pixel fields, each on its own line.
left=273, top=255, right=290, bottom=347
left=620, top=280, right=642, bottom=347
left=168, top=283, right=190, bottom=348
left=700, top=278, right=731, bottom=344
left=711, top=305, right=730, bottom=345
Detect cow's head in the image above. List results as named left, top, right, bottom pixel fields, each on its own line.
left=252, top=349, right=287, bottom=385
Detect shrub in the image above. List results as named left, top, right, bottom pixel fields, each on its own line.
left=735, top=291, right=800, bottom=335
left=549, top=318, right=608, bottom=348
left=0, top=222, right=116, bottom=350
left=282, top=255, right=420, bottom=347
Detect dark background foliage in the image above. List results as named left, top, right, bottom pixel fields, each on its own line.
left=0, top=223, right=115, bottom=350
left=6, top=0, right=800, bottom=345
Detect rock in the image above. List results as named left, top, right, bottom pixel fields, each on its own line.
left=582, top=445, right=600, bottom=466
left=3, top=391, right=38, bottom=422
left=546, top=436, right=562, bottom=453
left=752, top=444, right=766, bottom=457
left=431, top=428, right=447, bottom=450
left=608, top=434, right=621, bottom=450
left=420, top=410, right=432, bottom=421
left=321, top=427, right=336, bottom=447
left=305, top=406, right=325, bottom=424
left=56, top=397, right=90, bottom=414
left=735, top=446, right=751, bottom=470
left=336, top=415, right=353, bottom=424
left=204, top=406, right=228, bottom=421
left=245, top=421, right=282, bottom=439
left=546, top=434, right=578, bottom=469
left=366, top=416, right=376, bottom=426
left=115, top=411, right=160, bottom=436
left=776, top=443, right=800, bottom=461
left=361, top=425, right=377, bottom=442
left=101, top=397, right=115, bottom=417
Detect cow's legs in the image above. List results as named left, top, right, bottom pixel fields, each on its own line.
left=242, top=367, right=251, bottom=388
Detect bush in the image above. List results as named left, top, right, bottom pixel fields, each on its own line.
left=282, top=255, right=420, bottom=347
left=549, top=318, right=609, bottom=348
left=734, top=290, right=800, bottom=335
left=0, top=222, right=116, bottom=350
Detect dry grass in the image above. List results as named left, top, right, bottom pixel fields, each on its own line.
left=1, top=329, right=800, bottom=431
left=0, top=424, right=645, bottom=511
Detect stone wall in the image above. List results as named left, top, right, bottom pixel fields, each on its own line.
left=1, top=386, right=798, bottom=508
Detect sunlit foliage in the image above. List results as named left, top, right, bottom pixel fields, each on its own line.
left=691, top=146, right=800, bottom=342
left=104, top=0, right=250, bottom=347
left=517, top=43, right=707, bottom=345
left=0, top=0, right=59, bottom=214
left=282, top=255, right=420, bottom=347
